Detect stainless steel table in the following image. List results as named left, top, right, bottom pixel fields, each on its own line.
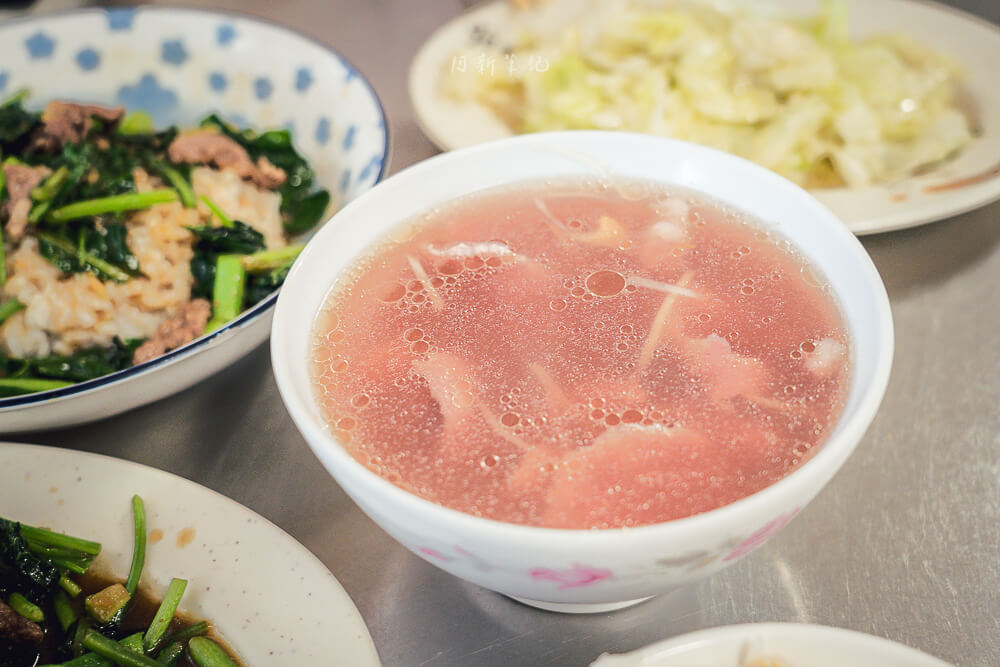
left=9, top=1, right=1000, bottom=664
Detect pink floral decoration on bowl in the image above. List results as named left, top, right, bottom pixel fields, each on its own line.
left=529, top=563, right=613, bottom=589
left=724, top=508, right=801, bottom=562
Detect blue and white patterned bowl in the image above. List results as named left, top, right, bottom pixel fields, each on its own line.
left=0, top=7, right=389, bottom=432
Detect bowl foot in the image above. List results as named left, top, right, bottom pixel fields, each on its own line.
left=507, top=595, right=653, bottom=613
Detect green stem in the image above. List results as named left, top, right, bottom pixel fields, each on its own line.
left=0, top=298, right=24, bottom=325
left=49, top=189, right=178, bottom=222
left=82, top=631, right=162, bottom=667
left=54, top=591, right=79, bottom=631
left=241, top=243, right=304, bottom=272
left=186, top=637, right=239, bottom=667
left=21, top=523, right=102, bottom=555
left=31, top=165, right=70, bottom=202
left=8, top=592, right=44, bottom=622
left=72, top=617, right=90, bottom=657
left=47, top=556, right=92, bottom=575
left=0, top=88, right=29, bottom=108
left=124, top=495, right=146, bottom=596
left=149, top=159, right=196, bottom=208
left=205, top=254, right=246, bottom=334
left=36, top=232, right=132, bottom=283
left=119, top=111, right=154, bottom=135
left=199, top=196, right=233, bottom=228
left=103, top=496, right=146, bottom=628
left=23, top=543, right=97, bottom=567
left=143, top=578, right=187, bottom=654
left=60, top=572, right=83, bottom=597
left=50, top=632, right=144, bottom=667
left=0, top=377, right=75, bottom=395
left=41, top=655, right=111, bottom=667
left=155, top=641, right=185, bottom=666
left=161, top=621, right=208, bottom=645
left=28, top=200, right=54, bottom=225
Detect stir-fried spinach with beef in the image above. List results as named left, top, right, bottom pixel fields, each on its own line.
left=1, top=497, right=241, bottom=666
left=0, top=93, right=328, bottom=397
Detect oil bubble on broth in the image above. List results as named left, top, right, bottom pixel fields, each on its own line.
left=310, top=179, right=850, bottom=529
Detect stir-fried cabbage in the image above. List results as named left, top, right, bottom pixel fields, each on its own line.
left=441, top=0, right=972, bottom=188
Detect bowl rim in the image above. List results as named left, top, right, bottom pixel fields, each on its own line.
left=272, top=130, right=894, bottom=545
left=0, top=4, right=391, bottom=411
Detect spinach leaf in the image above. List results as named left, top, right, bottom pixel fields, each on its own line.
left=18, top=338, right=142, bottom=382
left=199, top=113, right=330, bottom=234
left=187, top=220, right=266, bottom=254
left=283, top=188, right=331, bottom=235
left=37, top=222, right=141, bottom=281
left=245, top=263, right=292, bottom=306
left=58, top=140, right=135, bottom=200
left=187, top=221, right=266, bottom=299
left=0, top=100, right=40, bottom=147
left=0, top=518, right=59, bottom=601
left=37, top=232, right=82, bottom=274
left=189, top=244, right=216, bottom=300
left=84, top=221, right=140, bottom=275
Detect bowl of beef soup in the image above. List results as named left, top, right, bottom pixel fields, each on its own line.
left=271, top=131, right=893, bottom=612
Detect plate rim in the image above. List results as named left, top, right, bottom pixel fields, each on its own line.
left=593, top=622, right=954, bottom=665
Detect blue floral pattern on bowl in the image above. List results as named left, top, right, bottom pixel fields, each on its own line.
left=0, top=7, right=388, bottom=420
left=0, top=7, right=387, bottom=210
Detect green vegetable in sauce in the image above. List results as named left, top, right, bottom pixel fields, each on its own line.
left=84, top=583, right=130, bottom=625
left=81, top=630, right=162, bottom=667
left=0, top=518, right=60, bottom=597
left=186, top=637, right=239, bottom=667
left=59, top=573, right=83, bottom=597
left=54, top=591, right=78, bottom=631
left=142, top=578, right=187, bottom=654
left=8, top=591, right=45, bottom=622
left=156, top=641, right=186, bottom=666
left=122, top=495, right=147, bottom=595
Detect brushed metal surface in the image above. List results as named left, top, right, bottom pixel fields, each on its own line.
left=8, top=1, right=999, bottom=665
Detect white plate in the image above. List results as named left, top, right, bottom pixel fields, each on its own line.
left=0, top=442, right=380, bottom=666
left=590, top=623, right=952, bottom=666
left=409, top=0, right=1000, bottom=234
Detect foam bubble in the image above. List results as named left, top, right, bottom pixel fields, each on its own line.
left=586, top=270, right=626, bottom=297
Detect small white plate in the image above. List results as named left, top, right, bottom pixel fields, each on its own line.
left=590, top=623, right=952, bottom=666
left=0, top=442, right=380, bottom=666
left=409, top=0, right=1000, bottom=235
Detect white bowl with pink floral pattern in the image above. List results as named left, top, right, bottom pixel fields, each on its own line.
left=271, top=131, right=894, bottom=612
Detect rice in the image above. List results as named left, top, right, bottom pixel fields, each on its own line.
left=1, top=166, right=284, bottom=359
left=192, top=167, right=285, bottom=250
